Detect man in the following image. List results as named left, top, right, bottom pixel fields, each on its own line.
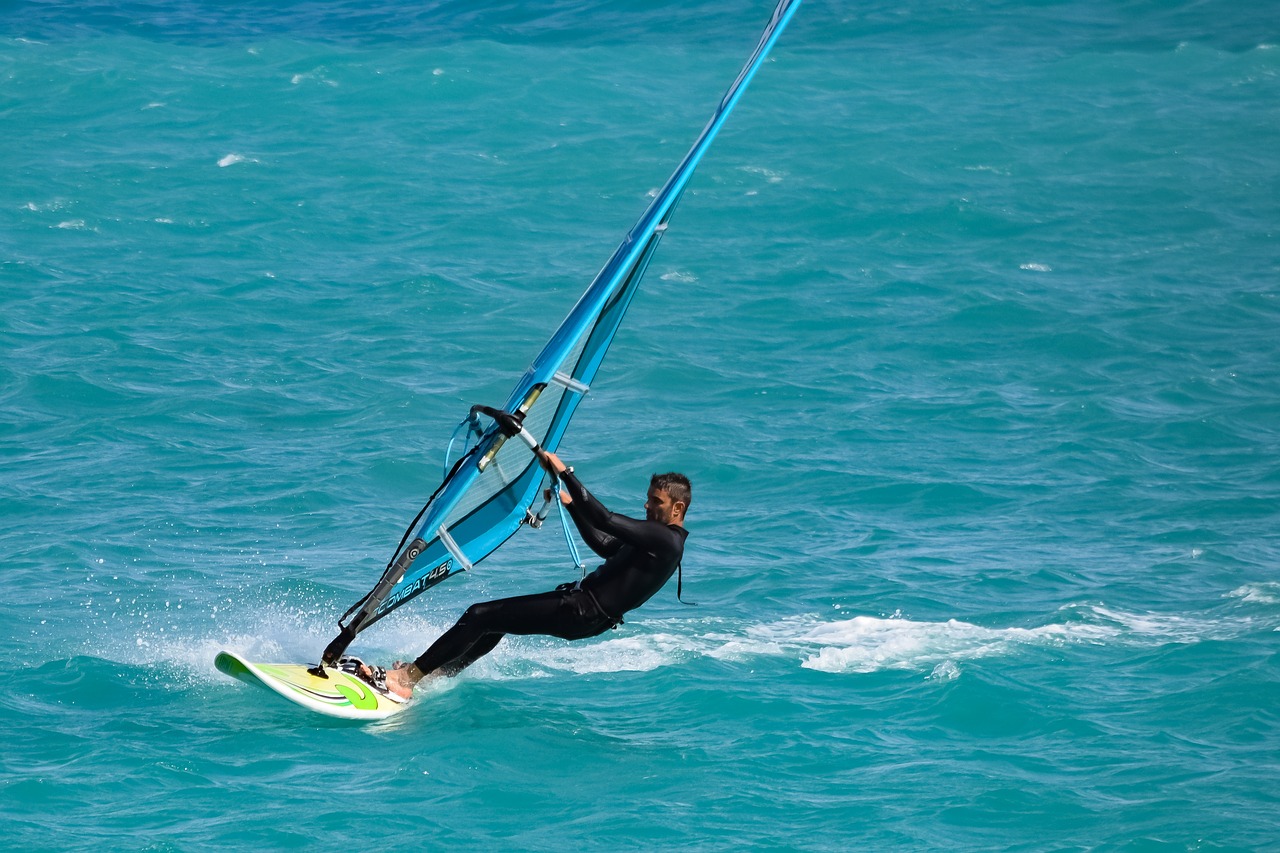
left=381, top=446, right=690, bottom=698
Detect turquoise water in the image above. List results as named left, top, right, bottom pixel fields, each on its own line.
left=4, top=1, right=1279, bottom=848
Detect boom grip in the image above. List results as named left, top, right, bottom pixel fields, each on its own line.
left=471, top=404, right=542, bottom=461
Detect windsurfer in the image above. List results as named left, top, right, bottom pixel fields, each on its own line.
left=378, top=448, right=689, bottom=699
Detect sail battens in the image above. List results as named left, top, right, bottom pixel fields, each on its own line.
left=437, top=525, right=473, bottom=573
left=552, top=372, right=590, bottom=395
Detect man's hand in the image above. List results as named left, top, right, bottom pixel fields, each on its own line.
left=536, top=448, right=568, bottom=476
left=543, top=487, right=571, bottom=506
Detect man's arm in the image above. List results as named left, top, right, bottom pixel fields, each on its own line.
left=537, top=450, right=621, bottom=557
left=537, top=450, right=678, bottom=558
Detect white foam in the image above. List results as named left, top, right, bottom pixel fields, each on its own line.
left=1081, top=603, right=1250, bottom=643
left=705, top=604, right=1250, bottom=677
left=217, top=153, right=258, bottom=168
left=1227, top=582, right=1280, bottom=605
left=290, top=71, right=338, bottom=87
left=1020, top=262, right=1052, bottom=272
left=660, top=270, right=698, bottom=283
left=534, top=631, right=687, bottom=675
left=740, top=165, right=785, bottom=183
left=929, top=660, right=961, bottom=681
left=796, top=614, right=1109, bottom=674
left=93, top=596, right=450, bottom=685
left=91, top=591, right=1271, bottom=689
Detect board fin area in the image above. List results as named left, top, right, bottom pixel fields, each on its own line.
left=215, top=650, right=410, bottom=721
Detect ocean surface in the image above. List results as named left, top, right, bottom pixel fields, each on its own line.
left=3, top=0, right=1279, bottom=849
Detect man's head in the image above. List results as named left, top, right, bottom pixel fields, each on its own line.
left=646, top=472, right=691, bottom=526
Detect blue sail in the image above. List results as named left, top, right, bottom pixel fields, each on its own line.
left=322, top=0, right=801, bottom=661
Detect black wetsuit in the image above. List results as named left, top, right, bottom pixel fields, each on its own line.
left=412, top=471, right=688, bottom=677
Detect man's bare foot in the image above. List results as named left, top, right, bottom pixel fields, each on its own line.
left=383, top=663, right=426, bottom=700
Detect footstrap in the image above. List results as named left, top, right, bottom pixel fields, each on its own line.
left=337, top=655, right=388, bottom=693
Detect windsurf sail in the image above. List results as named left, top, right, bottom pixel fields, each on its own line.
left=319, top=0, right=801, bottom=666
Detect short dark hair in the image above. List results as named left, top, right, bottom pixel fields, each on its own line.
left=650, top=472, right=691, bottom=508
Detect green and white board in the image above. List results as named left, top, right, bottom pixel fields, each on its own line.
left=215, top=651, right=410, bottom=721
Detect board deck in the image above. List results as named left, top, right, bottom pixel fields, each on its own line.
left=215, top=650, right=410, bottom=720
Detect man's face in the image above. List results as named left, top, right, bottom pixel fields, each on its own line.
left=645, top=486, right=683, bottom=525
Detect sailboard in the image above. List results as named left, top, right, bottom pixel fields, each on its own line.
left=214, top=651, right=409, bottom=720
left=217, top=0, right=801, bottom=717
